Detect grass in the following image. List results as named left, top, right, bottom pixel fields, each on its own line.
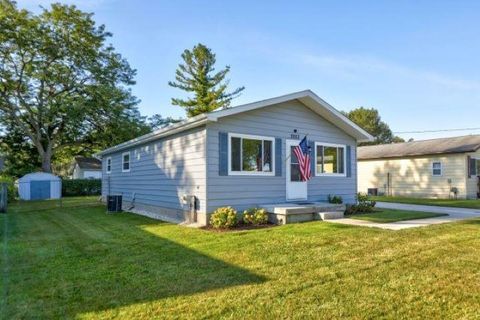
left=372, top=195, right=480, bottom=209
left=2, top=197, right=480, bottom=319
left=349, top=209, right=448, bottom=223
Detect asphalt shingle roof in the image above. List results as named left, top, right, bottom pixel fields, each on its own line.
left=358, top=135, right=480, bottom=160
left=75, top=156, right=101, bottom=170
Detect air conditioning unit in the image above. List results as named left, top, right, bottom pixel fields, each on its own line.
left=107, top=195, right=122, bottom=213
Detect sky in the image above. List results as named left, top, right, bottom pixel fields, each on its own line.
left=17, top=0, right=480, bottom=141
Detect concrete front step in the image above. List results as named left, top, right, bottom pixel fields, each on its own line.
left=317, top=211, right=344, bottom=220
left=263, top=202, right=346, bottom=225
left=267, top=210, right=345, bottom=225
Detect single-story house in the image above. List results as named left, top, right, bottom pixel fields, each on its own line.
left=358, top=135, right=480, bottom=199
left=72, top=156, right=102, bottom=179
left=97, top=90, right=373, bottom=225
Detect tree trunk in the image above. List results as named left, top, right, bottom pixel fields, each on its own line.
left=41, top=152, right=52, bottom=173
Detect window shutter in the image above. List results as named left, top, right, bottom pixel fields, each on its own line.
left=275, top=138, right=282, bottom=177
left=308, top=140, right=315, bottom=175
left=469, top=156, right=477, bottom=177
left=218, top=132, right=228, bottom=176
left=346, top=145, right=352, bottom=178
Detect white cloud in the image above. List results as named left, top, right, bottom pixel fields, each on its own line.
left=298, top=53, right=480, bottom=91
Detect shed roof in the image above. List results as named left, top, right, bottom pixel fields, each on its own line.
left=18, top=172, right=61, bottom=182
left=74, top=156, right=102, bottom=170
left=97, top=90, right=374, bottom=156
left=358, top=135, right=480, bottom=160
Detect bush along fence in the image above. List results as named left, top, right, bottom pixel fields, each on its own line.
left=62, top=179, right=101, bottom=197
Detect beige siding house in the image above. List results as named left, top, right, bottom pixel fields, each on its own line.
left=358, top=135, right=480, bottom=199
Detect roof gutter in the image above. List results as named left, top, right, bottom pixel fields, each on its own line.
left=358, top=150, right=475, bottom=161
left=96, top=115, right=209, bottom=157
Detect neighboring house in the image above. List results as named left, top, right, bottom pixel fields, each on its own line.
left=97, top=90, right=373, bottom=225
left=72, top=156, right=102, bottom=179
left=358, top=135, right=480, bottom=199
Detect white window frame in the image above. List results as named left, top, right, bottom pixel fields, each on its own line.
left=432, top=161, right=442, bottom=176
left=315, top=142, right=347, bottom=177
left=106, top=157, right=112, bottom=174
left=227, top=132, right=275, bottom=176
left=122, top=152, right=131, bottom=173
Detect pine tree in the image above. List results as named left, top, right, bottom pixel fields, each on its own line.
left=169, top=43, right=245, bottom=117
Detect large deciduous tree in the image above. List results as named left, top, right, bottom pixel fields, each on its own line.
left=0, top=1, right=145, bottom=172
left=168, top=43, right=244, bottom=117
left=345, top=107, right=404, bottom=146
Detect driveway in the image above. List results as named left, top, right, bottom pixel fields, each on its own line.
left=328, top=202, right=480, bottom=230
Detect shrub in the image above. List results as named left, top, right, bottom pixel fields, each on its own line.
left=0, top=175, right=16, bottom=202
left=243, top=208, right=268, bottom=225
left=328, top=194, right=343, bottom=204
left=345, top=193, right=376, bottom=215
left=210, top=206, right=237, bottom=229
left=62, top=179, right=101, bottom=197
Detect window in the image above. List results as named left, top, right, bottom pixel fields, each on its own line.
left=432, top=162, right=442, bottom=176
left=106, top=157, right=112, bottom=174
left=315, top=143, right=346, bottom=176
left=228, top=133, right=274, bottom=175
left=477, top=159, right=480, bottom=175
left=122, top=152, right=130, bottom=172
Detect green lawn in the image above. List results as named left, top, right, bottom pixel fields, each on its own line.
left=349, top=209, right=448, bottom=223
left=373, top=196, right=480, bottom=209
left=2, top=197, right=480, bottom=319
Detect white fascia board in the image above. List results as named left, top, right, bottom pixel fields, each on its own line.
left=209, top=90, right=374, bottom=142
left=96, top=115, right=209, bottom=157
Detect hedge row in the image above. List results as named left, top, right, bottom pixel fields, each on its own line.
left=62, top=179, right=101, bottom=197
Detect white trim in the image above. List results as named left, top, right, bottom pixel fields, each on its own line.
left=286, top=139, right=308, bottom=200
left=432, top=161, right=442, bottom=176
left=97, top=90, right=374, bottom=157
left=106, top=157, right=112, bottom=174
left=122, top=152, right=131, bottom=173
left=97, top=116, right=209, bottom=156
left=208, top=90, right=374, bottom=142
left=314, top=142, right=347, bottom=177
left=227, top=132, right=275, bottom=176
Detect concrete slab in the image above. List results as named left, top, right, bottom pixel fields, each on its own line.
left=327, top=202, right=480, bottom=230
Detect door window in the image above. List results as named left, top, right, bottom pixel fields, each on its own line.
left=290, top=146, right=302, bottom=181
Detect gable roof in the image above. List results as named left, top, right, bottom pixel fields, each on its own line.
left=97, top=90, right=374, bottom=156
left=74, top=156, right=102, bottom=170
left=358, top=135, right=480, bottom=160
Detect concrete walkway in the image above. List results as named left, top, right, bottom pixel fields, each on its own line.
left=328, top=202, right=480, bottom=230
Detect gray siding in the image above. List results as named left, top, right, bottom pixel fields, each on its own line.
left=206, top=100, right=357, bottom=213
left=101, top=126, right=207, bottom=214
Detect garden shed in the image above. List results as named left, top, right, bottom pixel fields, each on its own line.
left=18, top=172, right=62, bottom=200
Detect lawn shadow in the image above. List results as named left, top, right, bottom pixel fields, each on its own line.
left=4, top=206, right=265, bottom=318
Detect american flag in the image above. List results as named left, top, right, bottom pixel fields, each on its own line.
left=293, top=136, right=312, bottom=181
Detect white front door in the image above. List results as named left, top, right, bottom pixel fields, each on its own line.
left=286, top=139, right=308, bottom=201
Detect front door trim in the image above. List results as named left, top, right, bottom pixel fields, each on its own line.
left=286, top=139, right=308, bottom=201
